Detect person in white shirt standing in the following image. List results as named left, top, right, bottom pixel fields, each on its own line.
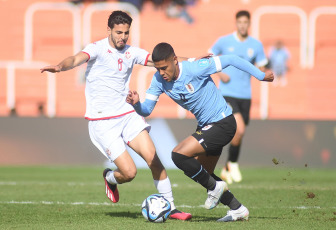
left=40, top=10, right=191, bottom=220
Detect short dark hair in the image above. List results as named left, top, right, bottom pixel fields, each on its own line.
left=152, top=42, right=176, bottom=62
left=236, top=10, right=250, bottom=20
left=108, top=11, right=132, bottom=29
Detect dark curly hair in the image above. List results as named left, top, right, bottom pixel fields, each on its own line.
left=107, top=11, right=132, bottom=29
left=236, top=10, right=250, bottom=20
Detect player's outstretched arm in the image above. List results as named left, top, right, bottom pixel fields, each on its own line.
left=40, top=52, right=89, bottom=73
left=145, top=54, right=213, bottom=67
left=146, top=54, right=190, bottom=67
left=211, top=72, right=230, bottom=83
left=126, top=90, right=157, bottom=117
left=145, top=54, right=155, bottom=67
left=218, top=55, right=272, bottom=81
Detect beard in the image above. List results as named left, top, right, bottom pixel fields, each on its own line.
left=111, top=37, right=126, bottom=51
left=238, top=29, right=248, bottom=38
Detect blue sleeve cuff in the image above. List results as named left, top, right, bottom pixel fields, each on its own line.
left=133, top=99, right=157, bottom=117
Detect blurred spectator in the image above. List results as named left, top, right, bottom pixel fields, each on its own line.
left=119, top=0, right=144, bottom=11
left=69, top=0, right=195, bottom=24
left=70, top=0, right=106, bottom=5
left=268, top=40, right=290, bottom=87
left=166, top=0, right=194, bottom=24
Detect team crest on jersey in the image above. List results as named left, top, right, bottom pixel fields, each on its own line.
left=185, top=82, right=195, bottom=93
left=202, top=125, right=213, bottom=131
left=125, top=51, right=131, bottom=59
left=247, top=48, right=254, bottom=58
left=228, top=47, right=234, bottom=52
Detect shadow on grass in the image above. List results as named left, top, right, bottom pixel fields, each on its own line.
left=251, top=216, right=283, bottom=220
left=173, top=215, right=219, bottom=222
left=105, top=212, right=221, bottom=222
left=106, top=211, right=142, bottom=219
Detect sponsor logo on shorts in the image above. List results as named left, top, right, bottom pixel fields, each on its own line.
left=196, top=131, right=203, bottom=135
left=202, top=125, right=213, bottom=131
left=106, top=148, right=112, bottom=157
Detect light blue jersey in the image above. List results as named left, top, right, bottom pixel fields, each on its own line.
left=268, top=46, right=290, bottom=76
left=210, top=32, right=268, bottom=99
left=133, top=55, right=265, bottom=126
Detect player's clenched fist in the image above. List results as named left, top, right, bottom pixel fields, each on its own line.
left=126, top=90, right=140, bottom=105
left=263, top=71, right=274, bottom=82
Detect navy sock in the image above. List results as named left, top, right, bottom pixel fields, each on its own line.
left=172, top=152, right=216, bottom=190
left=211, top=173, right=241, bottom=210
left=228, top=144, right=241, bottom=163
left=221, top=191, right=241, bottom=210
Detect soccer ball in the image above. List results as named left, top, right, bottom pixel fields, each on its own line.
left=141, top=194, right=171, bottom=223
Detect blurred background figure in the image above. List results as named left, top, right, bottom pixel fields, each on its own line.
left=209, top=10, right=268, bottom=184
left=268, top=40, right=290, bottom=87
left=119, top=0, right=144, bottom=11
left=165, top=0, right=195, bottom=24
left=70, top=0, right=106, bottom=5
left=70, top=0, right=195, bottom=24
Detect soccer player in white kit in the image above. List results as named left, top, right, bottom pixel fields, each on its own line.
left=40, top=11, right=191, bottom=220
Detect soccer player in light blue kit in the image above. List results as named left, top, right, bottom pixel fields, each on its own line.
left=209, top=10, right=268, bottom=184
left=269, top=40, right=290, bottom=87
left=127, top=42, right=274, bottom=222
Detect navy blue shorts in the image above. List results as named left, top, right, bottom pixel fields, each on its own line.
left=192, top=115, right=236, bottom=156
left=224, top=96, right=251, bottom=125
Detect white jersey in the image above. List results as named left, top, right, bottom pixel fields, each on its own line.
left=82, top=38, right=150, bottom=120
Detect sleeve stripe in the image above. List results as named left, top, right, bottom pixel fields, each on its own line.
left=144, top=53, right=150, bottom=66
left=145, top=93, right=159, bottom=101
left=213, top=56, right=222, bottom=72
left=82, top=51, right=90, bottom=62
left=256, top=59, right=268, bottom=67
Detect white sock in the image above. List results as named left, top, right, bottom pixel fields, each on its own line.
left=106, top=170, right=119, bottom=184
left=154, top=177, right=176, bottom=210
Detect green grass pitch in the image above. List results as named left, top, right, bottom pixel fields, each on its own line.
left=0, top=166, right=335, bottom=229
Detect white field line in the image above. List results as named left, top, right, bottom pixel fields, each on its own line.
left=0, top=201, right=335, bottom=210
left=0, top=181, right=101, bottom=186
left=0, top=181, right=334, bottom=191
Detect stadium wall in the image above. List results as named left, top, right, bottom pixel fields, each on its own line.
left=0, top=0, right=336, bottom=120
left=0, top=117, right=334, bottom=168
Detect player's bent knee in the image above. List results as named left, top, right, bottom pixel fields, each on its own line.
left=122, top=168, right=137, bottom=182
left=171, top=151, right=188, bottom=169
left=234, top=128, right=245, bottom=140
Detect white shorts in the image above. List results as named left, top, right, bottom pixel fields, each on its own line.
left=88, top=112, right=151, bottom=162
